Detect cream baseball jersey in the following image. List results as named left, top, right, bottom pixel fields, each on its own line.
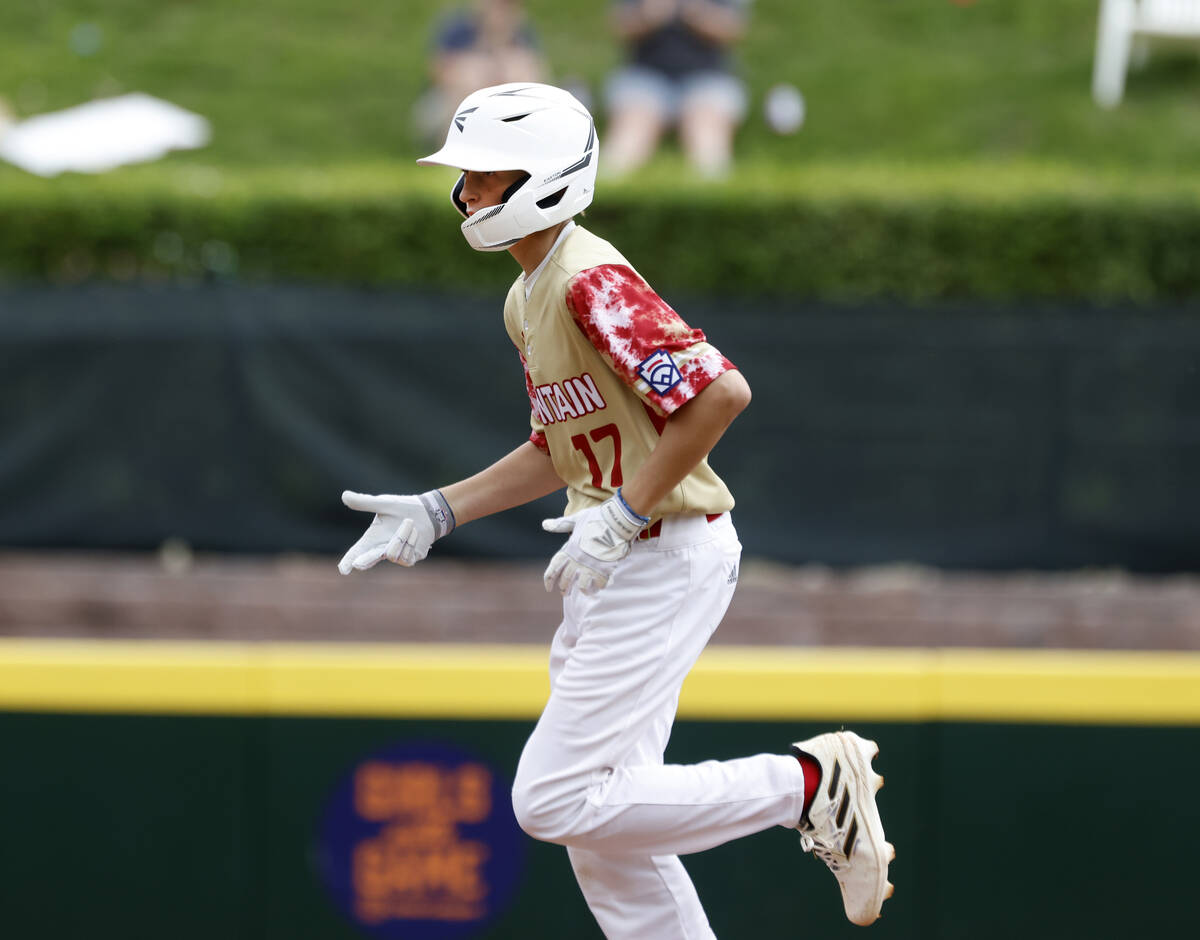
left=503, top=225, right=736, bottom=519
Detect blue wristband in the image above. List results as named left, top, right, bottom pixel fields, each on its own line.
left=615, top=487, right=650, bottom=525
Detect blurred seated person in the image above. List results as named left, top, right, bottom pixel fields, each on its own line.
left=602, top=0, right=750, bottom=179
left=416, top=0, right=548, bottom=144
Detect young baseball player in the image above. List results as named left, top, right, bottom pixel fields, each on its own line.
left=338, top=82, right=893, bottom=938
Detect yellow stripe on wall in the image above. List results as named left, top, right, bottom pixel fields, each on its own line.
left=678, top=646, right=1200, bottom=725
left=1, top=639, right=1198, bottom=725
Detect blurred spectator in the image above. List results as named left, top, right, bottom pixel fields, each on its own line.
left=602, top=0, right=750, bottom=179
left=415, top=0, right=548, bottom=145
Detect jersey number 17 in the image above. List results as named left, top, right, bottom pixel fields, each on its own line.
left=571, top=423, right=623, bottom=488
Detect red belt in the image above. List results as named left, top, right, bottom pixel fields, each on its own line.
left=638, top=513, right=723, bottom=540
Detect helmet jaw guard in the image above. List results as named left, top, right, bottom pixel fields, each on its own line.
left=418, top=83, right=598, bottom=252
left=449, top=171, right=531, bottom=251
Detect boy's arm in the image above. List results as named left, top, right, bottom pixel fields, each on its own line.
left=619, top=369, right=751, bottom=518
left=441, top=440, right=564, bottom=525
left=339, top=441, right=563, bottom=575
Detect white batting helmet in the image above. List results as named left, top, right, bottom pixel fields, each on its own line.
left=417, top=82, right=598, bottom=252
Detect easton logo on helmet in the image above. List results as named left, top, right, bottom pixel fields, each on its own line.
left=453, top=107, right=478, bottom=131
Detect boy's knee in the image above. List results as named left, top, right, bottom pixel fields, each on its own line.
left=511, top=778, right=578, bottom=844
left=511, top=783, right=554, bottom=841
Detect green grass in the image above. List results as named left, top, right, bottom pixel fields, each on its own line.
left=1, top=0, right=1199, bottom=182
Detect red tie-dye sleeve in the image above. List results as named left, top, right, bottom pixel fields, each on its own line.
left=565, top=264, right=735, bottom=415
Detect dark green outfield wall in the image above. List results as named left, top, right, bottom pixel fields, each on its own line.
left=3, top=284, right=1199, bottom=571
left=3, top=711, right=1197, bottom=940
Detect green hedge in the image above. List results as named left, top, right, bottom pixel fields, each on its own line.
left=2, top=162, right=1199, bottom=303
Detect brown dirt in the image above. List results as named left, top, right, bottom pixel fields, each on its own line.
left=1, top=549, right=1196, bottom=650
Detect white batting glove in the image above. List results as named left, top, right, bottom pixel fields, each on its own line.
left=542, top=491, right=649, bottom=596
left=338, top=490, right=455, bottom=574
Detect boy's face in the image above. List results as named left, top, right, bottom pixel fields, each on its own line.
left=459, top=169, right=527, bottom=215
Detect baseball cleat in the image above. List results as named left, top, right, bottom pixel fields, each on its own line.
left=791, top=731, right=893, bottom=927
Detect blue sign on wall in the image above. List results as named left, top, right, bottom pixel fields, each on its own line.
left=317, top=740, right=527, bottom=939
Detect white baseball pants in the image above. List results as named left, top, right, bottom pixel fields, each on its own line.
left=511, top=513, right=807, bottom=939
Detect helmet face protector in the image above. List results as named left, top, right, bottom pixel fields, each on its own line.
left=417, top=83, right=598, bottom=252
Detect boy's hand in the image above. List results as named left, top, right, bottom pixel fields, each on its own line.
left=542, top=496, right=647, bottom=596
left=338, top=490, right=455, bottom=573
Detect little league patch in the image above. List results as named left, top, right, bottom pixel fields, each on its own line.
left=637, top=349, right=683, bottom=395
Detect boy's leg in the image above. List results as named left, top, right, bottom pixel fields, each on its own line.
left=554, top=639, right=715, bottom=940
left=518, top=514, right=893, bottom=930
left=513, top=515, right=807, bottom=856
left=566, top=847, right=715, bottom=940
